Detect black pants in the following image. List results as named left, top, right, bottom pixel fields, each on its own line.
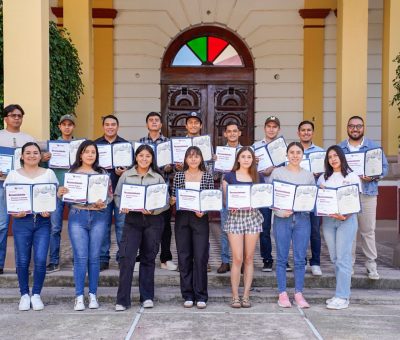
left=116, top=212, right=163, bottom=307
left=175, top=211, right=209, bottom=303
left=160, top=208, right=173, bottom=263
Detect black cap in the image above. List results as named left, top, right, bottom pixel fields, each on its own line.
left=186, top=111, right=202, bottom=124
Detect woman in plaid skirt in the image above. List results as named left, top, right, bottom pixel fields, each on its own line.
left=222, top=146, right=264, bottom=308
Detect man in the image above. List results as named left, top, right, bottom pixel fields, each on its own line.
left=46, top=114, right=76, bottom=273
left=216, top=122, right=242, bottom=274
left=298, top=120, right=324, bottom=276
left=95, top=115, right=128, bottom=271
left=339, top=116, right=388, bottom=280
left=0, top=104, right=36, bottom=274
left=139, top=112, right=177, bottom=271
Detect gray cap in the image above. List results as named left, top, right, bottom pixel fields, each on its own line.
left=59, top=114, right=75, bottom=125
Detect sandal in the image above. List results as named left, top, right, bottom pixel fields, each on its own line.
left=241, top=296, right=251, bottom=308
left=231, top=297, right=241, bottom=308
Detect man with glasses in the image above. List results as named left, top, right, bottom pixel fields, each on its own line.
left=0, top=104, right=36, bottom=274
left=339, top=116, right=388, bottom=280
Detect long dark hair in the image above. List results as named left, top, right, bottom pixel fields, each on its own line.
left=70, top=140, right=105, bottom=173
left=134, top=144, right=162, bottom=175
left=232, top=146, right=260, bottom=183
left=20, top=142, right=41, bottom=166
left=324, top=145, right=352, bottom=180
left=183, top=146, right=207, bottom=172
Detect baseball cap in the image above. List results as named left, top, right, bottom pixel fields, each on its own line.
left=264, top=115, right=280, bottom=127
left=186, top=111, right=202, bottom=124
left=59, top=114, right=75, bottom=125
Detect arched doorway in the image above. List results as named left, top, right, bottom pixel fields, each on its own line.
left=161, top=26, right=254, bottom=146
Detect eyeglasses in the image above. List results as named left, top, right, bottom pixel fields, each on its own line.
left=347, top=124, right=363, bottom=130
left=7, top=114, right=23, bottom=119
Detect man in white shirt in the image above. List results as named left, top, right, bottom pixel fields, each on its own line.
left=0, top=104, right=36, bottom=274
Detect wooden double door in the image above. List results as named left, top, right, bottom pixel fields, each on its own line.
left=161, top=84, right=254, bottom=148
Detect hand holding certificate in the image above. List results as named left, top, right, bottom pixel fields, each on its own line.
left=345, top=152, right=365, bottom=176
left=267, top=137, right=287, bottom=166
left=316, top=184, right=360, bottom=216
left=171, top=138, right=192, bottom=163
left=176, top=189, right=222, bottom=212
left=365, top=148, right=383, bottom=177
left=227, top=185, right=251, bottom=209
left=5, top=184, right=32, bottom=214
left=272, top=181, right=296, bottom=211
left=119, top=183, right=168, bottom=212
left=214, top=146, right=236, bottom=172
left=62, top=173, right=89, bottom=203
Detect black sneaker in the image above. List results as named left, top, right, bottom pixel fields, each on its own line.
left=100, top=262, right=109, bottom=272
left=286, top=263, right=292, bottom=272
left=262, top=260, right=273, bottom=272
left=46, top=263, right=60, bottom=273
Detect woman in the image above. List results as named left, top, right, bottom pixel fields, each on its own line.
left=318, top=145, right=361, bottom=310
left=222, top=146, right=264, bottom=308
left=270, top=142, right=315, bottom=308
left=114, top=144, right=168, bottom=311
left=57, top=140, right=111, bottom=311
left=4, top=142, right=58, bottom=311
left=171, top=146, right=214, bottom=309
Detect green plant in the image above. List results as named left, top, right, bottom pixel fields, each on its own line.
left=391, top=52, right=400, bottom=148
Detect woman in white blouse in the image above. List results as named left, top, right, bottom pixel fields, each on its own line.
left=4, top=142, right=58, bottom=311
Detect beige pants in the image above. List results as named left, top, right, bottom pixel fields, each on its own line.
left=352, top=194, right=378, bottom=270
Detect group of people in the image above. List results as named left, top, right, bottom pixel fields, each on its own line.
left=0, top=104, right=388, bottom=313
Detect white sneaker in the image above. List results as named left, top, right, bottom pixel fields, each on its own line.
left=19, top=294, right=31, bottom=311
left=196, top=301, right=207, bottom=309
left=31, top=294, right=44, bottom=311
left=115, top=304, right=126, bottom=312
left=142, top=299, right=154, bottom=308
left=183, top=300, right=194, bottom=308
left=160, top=260, right=178, bottom=271
left=311, top=265, right=322, bottom=276
left=325, top=297, right=335, bottom=305
left=74, top=295, right=85, bottom=311
left=326, top=297, right=349, bottom=310
left=367, top=269, right=380, bottom=280
left=134, top=261, right=140, bottom=272
left=88, top=293, right=99, bottom=309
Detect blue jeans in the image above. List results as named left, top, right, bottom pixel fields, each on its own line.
left=273, top=213, right=311, bottom=293
left=0, top=184, right=10, bottom=269
left=307, top=212, right=321, bottom=266
left=259, top=208, right=273, bottom=262
left=100, top=201, right=125, bottom=264
left=49, top=198, right=66, bottom=265
left=220, top=208, right=230, bottom=263
left=68, top=208, right=107, bottom=296
left=322, top=214, right=358, bottom=299
left=13, top=214, right=50, bottom=296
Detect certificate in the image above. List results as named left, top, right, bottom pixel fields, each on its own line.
left=272, top=180, right=296, bottom=210
left=250, top=183, right=273, bottom=208
left=119, top=184, right=146, bottom=211
left=48, top=141, right=70, bottom=169
left=316, top=188, right=338, bottom=216
left=176, top=189, right=200, bottom=212
left=32, top=183, right=57, bottom=213
left=227, top=185, right=251, bottom=209
left=69, top=139, right=85, bottom=165
left=63, top=173, right=88, bottom=203
left=0, top=154, right=13, bottom=174
left=192, top=135, right=212, bottom=161
left=5, top=184, right=32, bottom=214
left=345, top=152, right=365, bottom=176
left=87, top=174, right=109, bottom=204
left=255, top=146, right=273, bottom=172
left=365, top=148, right=383, bottom=177
left=214, top=146, right=236, bottom=172
left=308, top=151, right=326, bottom=174
left=113, top=143, right=133, bottom=168
left=13, top=148, right=22, bottom=171
left=171, top=138, right=192, bottom=163
left=337, top=184, right=361, bottom=215
left=293, top=185, right=317, bottom=212
left=156, top=141, right=172, bottom=168
left=199, top=189, right=223, bottom=212
left=132, top=142, right=155, bottom=153
left=145, top=183, right=168, bottom=210
left=267, top=137, right=287, bottom=166
left=97, top=144, right=113, bottom=169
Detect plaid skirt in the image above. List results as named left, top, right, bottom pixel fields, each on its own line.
left=223, top=209, right=264, bottom=234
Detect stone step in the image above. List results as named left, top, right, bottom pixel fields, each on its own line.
left=1, top=286, right=400, bottom=306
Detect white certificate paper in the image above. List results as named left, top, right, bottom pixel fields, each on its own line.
left=255, top=146, right=273, bottom=172
left=316, top=188, right=339, bottom=216
left=97, top=144, right=113, bottom=169
left=6, top=184, right=32, bottom=214
left=13, top=148, right=22, bottom=171
left=365, top=148, right=383, bottom=177
left=200, top=189, right=223, bottom=212
left=272, top=180, right=296, bottom=210
left=87, top=174, right=109, bottom=204
left=267, top=137, right=287, bottom=166
left=48, top=141, right=70, bottom=169
left=69, top=139, right=85, bottom=165
left=308, top=151, right=326, bottom=174
left=251, top=183, right=273, bottom=208
left=293, top=185, right=317, bottom=212
left=227, top=185, right=251, bottom=209
left=176, top=189, right=200, bottom=212
left=145, top=183, right=168, bottom=210
left=113, top=143, right=133, bottom=168
left=214, top=146, right=236, bottom=173
left=0, top=154, right=13, bottom=174
left=171, top=138, right=192, bottom=163
left=156, top=141, right=172, bottom=168
left=192, top=135, right=212, bottom=161
left=32, top=183, right=57, bottom=213
left=337, top=185, right=361, bottom=215
left=345, top=152, right=365, bottom=176
left=63, top=173, right=88, bottom=203
left=119, top=184, right=146, bottom=211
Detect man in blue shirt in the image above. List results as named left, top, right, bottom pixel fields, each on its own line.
left=339, top=115, right=389, bottom=280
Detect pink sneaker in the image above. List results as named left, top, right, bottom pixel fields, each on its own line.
left=294, top=292, right=310, bottom=308
left=278, top=292, right=292, bottom=308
